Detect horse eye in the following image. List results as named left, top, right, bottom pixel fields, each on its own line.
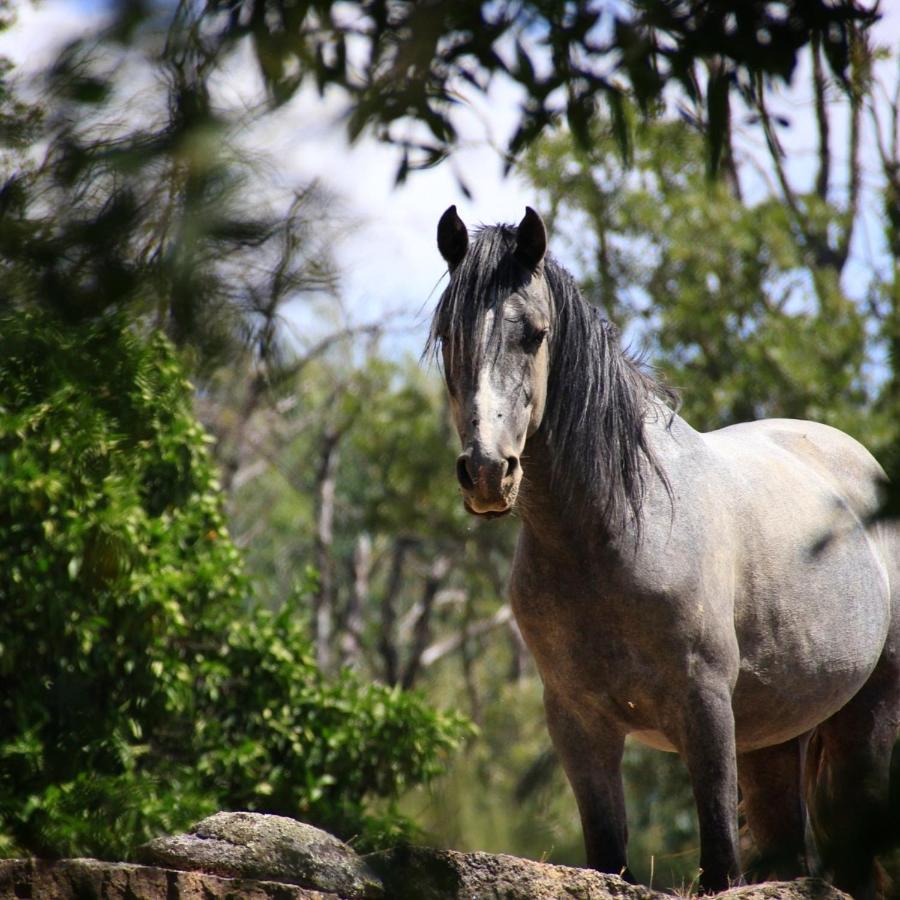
left=523, top=325, right=548, bottom=352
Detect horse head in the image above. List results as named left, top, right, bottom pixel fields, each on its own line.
left=433, top=205, right=553, bottom=518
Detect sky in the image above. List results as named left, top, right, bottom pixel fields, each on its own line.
left=0, top=0, right=534, bottom=350
left=2, top=1, right=899, bottom=358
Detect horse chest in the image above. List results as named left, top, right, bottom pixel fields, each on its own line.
left=509, top=556, right=696, bottom=730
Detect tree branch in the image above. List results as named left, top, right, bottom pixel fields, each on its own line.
left=400, top=554, right=450, bottom=689
left=275, top=321, right=388, bottom=386
left=379, top=538, right=412, bottom=685
left=506, top=616, right=530, bottom=683
left=338, top=532, right=371, bottom=667
left=811, top=32, right=831, bottom=201
left=753, top=73, right=802, bottom=221
left=419, top=604, right=513, bottom=668
left=833, top=28, right=869, bottom=273
left=312, top=426, right=341, bottom=672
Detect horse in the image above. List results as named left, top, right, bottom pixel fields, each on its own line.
left=429, top=205, right=900, bottom=897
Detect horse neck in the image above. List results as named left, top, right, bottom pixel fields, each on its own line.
left=518, top=389, right=681, bottom=553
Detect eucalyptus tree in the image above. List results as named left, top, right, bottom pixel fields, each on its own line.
left=518, top=37, right=897, bottom=455
left=0, top=2, right=471, bottom=858
left=179, top=0, right=875, bottom=185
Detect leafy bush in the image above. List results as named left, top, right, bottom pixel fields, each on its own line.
left=0, top=311, right=471, bottom=859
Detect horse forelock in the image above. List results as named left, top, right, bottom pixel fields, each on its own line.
left=428, top=223, right=677, bottom=535
left=426, top=224, right=523, bottom=370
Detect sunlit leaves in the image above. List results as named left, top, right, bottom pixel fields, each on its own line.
left=520, top=111, right=877, bottom=438
left=0, top=313, right=470, bottom=858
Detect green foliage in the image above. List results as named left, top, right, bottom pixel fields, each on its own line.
left=336, top=358, right=482, bottom=546
left=192, top=0, right=873, bottom=183
left=0, top=311, right=471, bottom=859
left=520, top=113, right=882, bottom=442
left=0, top=9, right=339, bottom=376
left=196, top=595, right=473, bottom=850
left=225, top=352, right=517, bottom=670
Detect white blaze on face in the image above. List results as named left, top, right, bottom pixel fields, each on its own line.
left=474, top=358, right=503, bottom=445
left=469, top=308, right=505, bottom=456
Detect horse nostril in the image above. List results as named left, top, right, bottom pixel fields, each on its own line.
left=506, top=456, right=520, bottom=477
left=456, top=455, right=475, bottom=491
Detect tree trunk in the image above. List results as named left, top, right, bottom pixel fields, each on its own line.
left=339, top=532, right=371, bottom=667
left=401, top=554, right=450, bottom=689
left=379, top=538, right=411, bottom=685
left=312, top=428, right=340, bottom=672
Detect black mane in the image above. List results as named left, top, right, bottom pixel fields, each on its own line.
left=428, top=224, right=677, bottom=534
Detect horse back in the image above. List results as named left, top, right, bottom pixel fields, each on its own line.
left=706, top=417, right=885, bottom=521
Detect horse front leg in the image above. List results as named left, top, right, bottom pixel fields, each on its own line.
left=677, top=681, right=742, bottom=893
left=543, top=690, right=632, bottom=880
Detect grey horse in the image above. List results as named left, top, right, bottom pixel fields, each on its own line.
left=430, top=205, right=900, bottom=897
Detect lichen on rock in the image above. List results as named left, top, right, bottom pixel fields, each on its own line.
left=137, top=811, right=382, bottom=899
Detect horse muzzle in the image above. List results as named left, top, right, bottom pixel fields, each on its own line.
left=456, top=449, right=521, bottom=516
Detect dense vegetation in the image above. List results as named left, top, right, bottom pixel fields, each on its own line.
left=0, top=311, right=470, bottom=858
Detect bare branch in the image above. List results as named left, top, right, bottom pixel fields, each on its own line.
left=753, top=73, right=802, bottom=221
left=506, top=617, right=531, bottom=683
left=339, top=532, right=371, bottom=667
left=835, top=28, right=868, bottom=271
left=419, top=605, right=513, bottom=668
left=218, top=368, right=267, bottom=493
left=397, top=587, right=466, bottom=634
left=379, top=538, right=413, bottom=685
left=231, top=456, right=268, bottom=492
left=869, top=55, right=900, bottom=172
left=401, top=554, right=451, bottom=689
left=274, top=321, right=388, bottom=386
left=312, top=427, right=341, bottom=672
left=892, top=63, right=900, bottom=164
left=811, top=32, right=831, bottom=200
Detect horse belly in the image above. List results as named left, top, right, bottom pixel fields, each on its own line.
left=730, top=529, right=891, bottom=751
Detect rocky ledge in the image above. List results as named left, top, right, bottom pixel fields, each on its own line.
left=0, top=812, right=851, bottom=900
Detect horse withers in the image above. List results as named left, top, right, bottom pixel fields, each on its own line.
left=430, top=205, right=900, bottom=897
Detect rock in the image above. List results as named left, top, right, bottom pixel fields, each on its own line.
left=366, top=844, right=660, bottom=900
left=137, top=811, right=382, bottom=899
left=0, top=816, right=854, bottom=900
left=0, top=855, right=854, bottom=900
left=0, top=857, right=340, bottom=899
left=718, top=882, right=851, bottom=900
left=366, top=845, right=853, bottom=900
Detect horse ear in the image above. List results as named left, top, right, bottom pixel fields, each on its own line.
left=515, top=206, right=547, bottom=271
left=437, top=205, right=468, bottom=269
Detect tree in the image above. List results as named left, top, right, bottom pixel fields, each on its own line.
left=179, top=0, right=876, bottom=185
left=519, top=26, right=900, bottom=486
left=0, top=308, right=472, bottom=859
left=211, top=347, right=523, bottom=695
left=520, top=114, right=876, bottom=437
left=0, top=1, right=344, bottom=372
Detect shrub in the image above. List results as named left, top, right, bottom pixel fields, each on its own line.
left=0, top=311, right=470, bottom=858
